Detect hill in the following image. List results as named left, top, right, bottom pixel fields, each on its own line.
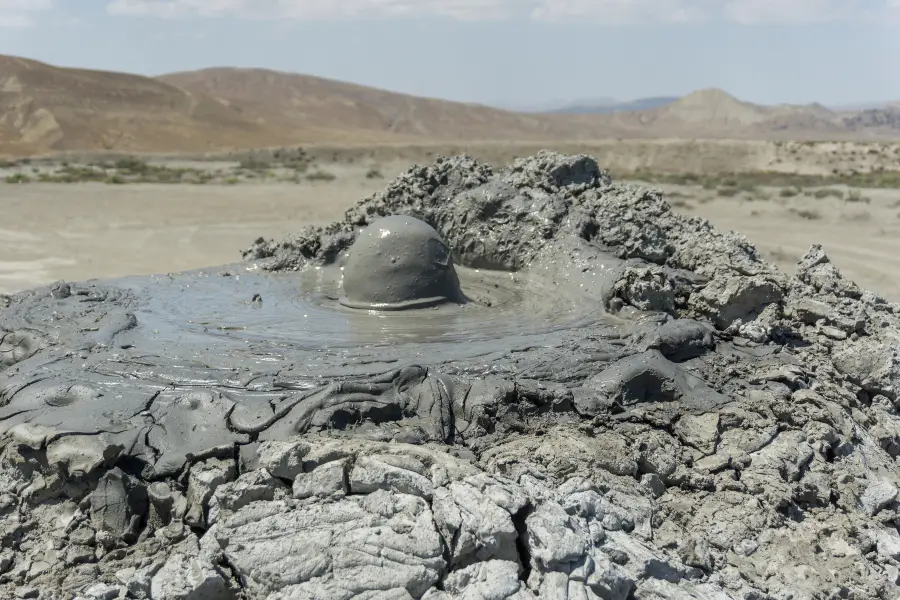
left=0, top=55, right=286, bottom=155
left=0, top=58, right=609, bottom=154
left=843, top=106, right=900, bottom=130
left=546, top=96, right=678, bottom=115
left=156, top=67, right=603, bottom=143
left=606, top=89, right=831, bottom=135
left=645, top=88, right=770, bottom=127
left=2, top=56, right=900, bottom=156
left=153, top=74, right=896, bottom=143
left=831, top=101, right=900, bottom=111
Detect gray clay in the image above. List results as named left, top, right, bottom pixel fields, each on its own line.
left=1, top=151, right=900, bottom=600
left=339, top=214, right=465, bottom=310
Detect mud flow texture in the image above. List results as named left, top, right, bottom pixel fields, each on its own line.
left=338, top=215, right=465, bottom=310
left=5, top=152, right=900, bottom=600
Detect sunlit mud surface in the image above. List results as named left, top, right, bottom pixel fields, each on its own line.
left=2, top=152, right=900, bottom=600
left=119, top=264, right=614, bottom=351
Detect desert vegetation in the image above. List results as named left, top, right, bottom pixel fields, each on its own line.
left=622, top=167, right=900, bottom=190
left=3, top=153, right=900, bottom=192
left=0, top=150, right=339, bottom=185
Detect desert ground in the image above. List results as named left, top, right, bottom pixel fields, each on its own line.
left=2, top=140, right=900, bottom=299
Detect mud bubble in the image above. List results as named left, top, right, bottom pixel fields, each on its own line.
left=339, top=214, right=466, bottom=310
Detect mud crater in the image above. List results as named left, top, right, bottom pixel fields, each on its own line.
left=1, top=152, right=899, bottom=600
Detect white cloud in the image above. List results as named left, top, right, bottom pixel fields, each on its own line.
left=723, top=0, right=857, bottom=23
left=0, top=0, right=52, bottom=28
left=273, top=0, right=520, bottom=20
left=107, top=0, right=246, bottom=18
left=886, top=0, right=900, bottom=19
left=0, top=14, right=29, bottom=27
left=106, top=0, right=523, bottom=20
left=104, top=0, right=886, bottom=24
left=532, top=0, right=715, bottom=23
left=0, top=0, right=52, bottom=8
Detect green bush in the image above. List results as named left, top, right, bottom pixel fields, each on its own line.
left=307, top=170, right=336, bottom=182
left=717, top=186, right=740, bottom=197
left=239, top=157, right=270, bottom=171
left=114, top=157, right=149, bottom=173
left=789, top=208, right=822, bottom=220
left=54, top=165, right=107, bottom=182
left=812, top=188, right=844, bottom=199
left=779, top=187, right=801, bottom=198
left=846, top=189, right=871, bottom=204
left=614, top=169, right=900, bottom=190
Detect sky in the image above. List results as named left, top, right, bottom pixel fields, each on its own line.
left=0, top=0, right=898, bottom=108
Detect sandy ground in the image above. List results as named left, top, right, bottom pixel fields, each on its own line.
left=654, top=184, right=900, bottom=299
left=2, top=157, right=900, bottom=300
left=0, top=179, right=371, bottom=294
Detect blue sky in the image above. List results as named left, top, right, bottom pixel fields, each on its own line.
left=1, top=0, right=898, bottom=107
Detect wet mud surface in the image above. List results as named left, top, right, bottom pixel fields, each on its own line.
left=2, top=152, right=900, bottom=599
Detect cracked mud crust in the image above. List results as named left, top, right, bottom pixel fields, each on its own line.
left=2, top=151, right=900, bottom=599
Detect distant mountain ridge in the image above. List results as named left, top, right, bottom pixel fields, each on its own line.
left=540, top=96, right=679, bottom=114
left=1, top=55, right=898, bottom=156
left=843, top=106, right=900, bottom=130
left=541, top=97, right=900, bottom=116
left=830, top=101, right=900, bottom=112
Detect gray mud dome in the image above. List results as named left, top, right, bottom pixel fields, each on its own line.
left=3, top=151, right=900, bottom=599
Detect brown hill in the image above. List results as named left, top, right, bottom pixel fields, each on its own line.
left=2, top=56, right=899, bottom=156
left=0, top=56, right=303, bottom=155
left=156, top=67, right=597, bottom=143
left=603, top=88, right=851, bottom=139
left=631, top=88, right=770, bottom=128
left=844, top=106, right=900, bottom=130
left=159, top=72, right=886, bottom=144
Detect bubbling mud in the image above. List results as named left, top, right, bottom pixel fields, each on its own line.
left=2, top=152, right=900, bottom=600
left=109, top=261, right=613, bottom=352
left=339, top=215, right=466, bottom=310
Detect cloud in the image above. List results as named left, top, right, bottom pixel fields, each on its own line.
left=531, top=0, right=715, bottom=23
left=106, top=0, right=523, bottom=20
left=722, top=0, right=859, bottom=23
left=107, top=0, right=245, bottom=18
left=886, top=0, right=900, bottom=19
left=0, top=0, right=52, bottom=27
left=104, top=0, right=885, bottom=24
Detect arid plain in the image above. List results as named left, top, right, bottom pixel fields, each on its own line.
left=2, top=139, right=900, bottom=299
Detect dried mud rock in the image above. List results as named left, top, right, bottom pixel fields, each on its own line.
left=3, top=152, right=900, bottom=599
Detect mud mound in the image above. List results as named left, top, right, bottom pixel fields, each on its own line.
left=2, top=152, right=900, bottom=599
left=245, top=151, right=782, bottom=332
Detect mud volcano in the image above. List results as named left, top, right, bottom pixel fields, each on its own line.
left=2, top=152, right=900, bottom=600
